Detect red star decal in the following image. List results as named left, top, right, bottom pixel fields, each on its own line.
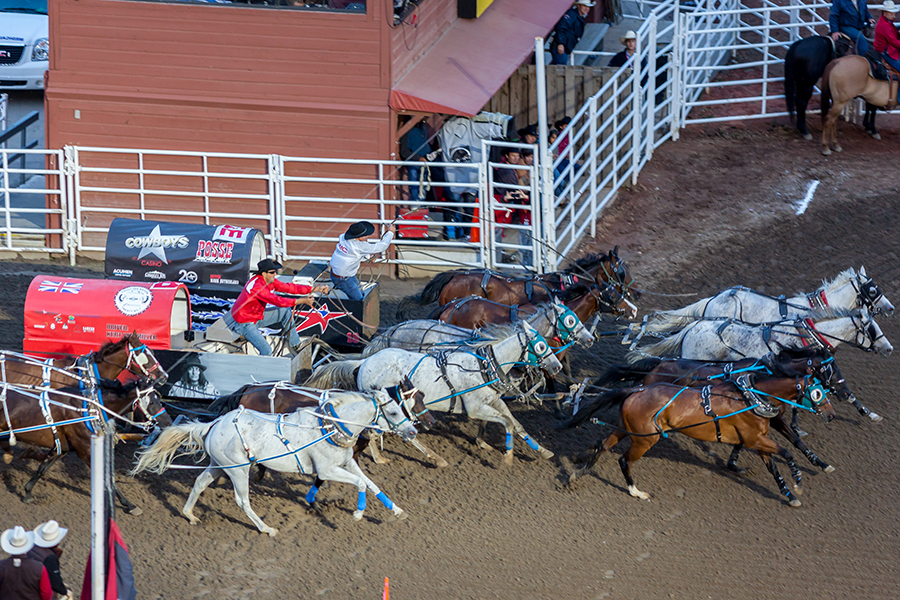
left=293, top=305, right=348, bottom=334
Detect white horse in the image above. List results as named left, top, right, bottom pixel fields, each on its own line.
left=307, top=321, right=563, bottom=465
left=629, top=307, right=892, bottom=363
left=131, top=389, right=416, bottom=536
left=638, top=267, right=894, bottom=335
left=364, top=299, right=594, bottom=356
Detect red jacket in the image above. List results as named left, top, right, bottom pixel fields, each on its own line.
left=875, top=16, right=900, bottom=60
left=230, top=275, right=312, bottom=324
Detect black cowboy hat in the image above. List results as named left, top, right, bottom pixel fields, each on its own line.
left=256, top=258, right=283, bottom=273
left=180, top=353, right=207, bottom=371
left=345, top=221, right=376, bottom=240
left=517, top=124, right=538, bottom=139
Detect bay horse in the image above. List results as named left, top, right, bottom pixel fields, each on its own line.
left=0, top=379, right=171, bottom=513
left=132, top=390, right=416, bottom=535
left=821, top=55, right=896, bottom=155
left=784, top=34, right=855, bottom=140
left=585, top=347, right=841, bottom=472
left=0, top=332, right=168, bottom=391
left=567, top=374, right=835, bottom=507
left=411, top=247, right=640, bottom=309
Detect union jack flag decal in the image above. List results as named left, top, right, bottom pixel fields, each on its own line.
left=38, top=280, right=84, bottom=294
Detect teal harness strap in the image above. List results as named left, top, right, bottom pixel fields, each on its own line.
left=653, top=386, right=688, bottom=438
left=276, top=413, right=307, bottom=475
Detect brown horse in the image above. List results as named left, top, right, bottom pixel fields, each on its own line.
left=567, top=374, right=835, bottom=507
left=821, top=55, right=896, bottom=155
left=0, top=332, right=168, bottom=391
left=0, top=379, right=172, bottom=513
left=585, top=347, right=841, bottom=473
left=413, top=247, right=641, bottom=309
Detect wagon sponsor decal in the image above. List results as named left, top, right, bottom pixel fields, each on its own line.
left=112, top=268, right=133, bottom=277
left=209, top=274, right=240, bottom=285
left=195, top=240, right=235, bottom=264
left=114, top=286, right=153, bottom=316
left=38, top=281, right=83, bottom=294
left=213, top=225, right=253, bottom=244
left=144, top=270, right=166, bottom=280
left=125, top=225, right=190, bottom=265
left=294, top=305, right=347, bottom=334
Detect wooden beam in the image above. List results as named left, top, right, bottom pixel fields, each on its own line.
left=395, top=112, right=431, bottom=141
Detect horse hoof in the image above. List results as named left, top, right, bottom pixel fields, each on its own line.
left=823, top=465, right=836, bottom=474
left=870, top=132, right=882, bottom=140
left=539, top=447, right=554, bottom=459
left=821, top=148, right=832, bottom=156
left=727, top=464, right=746, bottom=475
left=788, top=498, right=802, bottom=508
left=125, top=507, right=143, bottom=517
left=352, top=511, right=364, bottom=522
left=433, top=457, right=449, bottom=468
left=22, top=495, right=35, bottom=504
left=373, top=457, right=391, bottom=465
left=803, top=133, right=813, bottom=141
left=868, top=412, right=883, bottom=423
left=392, top=509, right=408, bottom=522
left=834, top=146, right=842, bottom=153
left=265, top=528, right=278, bottom=537
left=2, top=453, right=12, bottom=464
left=793, top=485, right=803, bottom=496
left=502, top=451, right=514, bottom=466
left=628, top=485, right=650, bottom=501
left=476, top=440, right=490, bottom=450
left=791, top=427, right=808, bottom=438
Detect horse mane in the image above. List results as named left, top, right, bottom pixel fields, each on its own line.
left=772, top=346, right=828, bottom=360
left=470, top=322, right=524, bottom=347
left=93, top=334, right=131, bottom=362
left=805, top=306, right=861, bottom=321
left=817, top=267, right=856, bottom=295
left=562, top=253, right=609, bottom=274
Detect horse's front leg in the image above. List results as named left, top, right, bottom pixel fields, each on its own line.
left=343, top=458, right=407, bottom=520
left=570, top=429, right=626, bottom=484
left=314, top=461, right=373, bottom=522
left=408, top=438, right=449, bottom=468
left=770, top=415, right=834, bottom=473
left=114, top=476, right=143, bottom=516
left=365, top=432, right=391, bottom=464
left=225, top=465, right=278, bottom=536
left=847, top=395, right=882, bottom=422
left=469, top=399, right=553, bottom=464
left=183, top=466, right=223, bottom=525
left=23, top=451, right=65, bottom=503
left=789, top=407, right=808, bottom=438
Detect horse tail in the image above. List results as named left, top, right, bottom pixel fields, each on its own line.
left=627, top=327, right=691, bottom=363
left=394, top=295, right=420, bottom=321
left=419, top=271, right=461, bottom=306
left=130, top=419, right=216, bottom=475
left=207, top=384, right=257, bottom=416
left=643, top=297, right=712, bottom=333
left=304, top=359, right=363, bottom=389
left=821, top=63, right=834, bottom=124
left=564, top=388, right=633, bottom=429
left=784, top=45, right=797, bottom=123
left=593, top=357, right=662, bottom=387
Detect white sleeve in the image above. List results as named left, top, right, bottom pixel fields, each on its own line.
left=357, top=231, right=394, bottom=255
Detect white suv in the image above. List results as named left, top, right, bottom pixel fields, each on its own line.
left=0, top=0, right=49, bottom=91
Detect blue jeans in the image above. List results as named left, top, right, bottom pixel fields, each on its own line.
left=407, top=165, right=423, bottom=203
left=331, top=272, right=364, bottom=301
left=841, top=26, right=868, bottom=55
left=224, top=307, right=298, bottom=356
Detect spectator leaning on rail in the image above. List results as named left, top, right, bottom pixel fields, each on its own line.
left=875, top=0, right=900, bottom=102
left=330, top=221, right=394, bottom=301
left=0, top=526, right=52, bottom=600
left=830, top=0, right=875, bottom=55
left=549, top=0, right=595, bottom=66
left=27, top=521, right=71, bottom=600
left=223, top=258, right=330, bottom=356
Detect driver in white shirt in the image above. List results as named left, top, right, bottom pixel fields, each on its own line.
left=329, top=221, right=394, bottom=300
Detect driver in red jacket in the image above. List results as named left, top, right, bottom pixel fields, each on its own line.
left=223, top=258, right=330, bottom=356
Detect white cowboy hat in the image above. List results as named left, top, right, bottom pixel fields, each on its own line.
left=1, top=526, right=35, bottom=556
left=882, top=0, right=899, bottom=13
left=575, top=0, right=596, bottom=6
left=620, top=31, right=638, bottom=45
left=33, top=520, right=68, bottom=548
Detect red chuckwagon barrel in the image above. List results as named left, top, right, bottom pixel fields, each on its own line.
left=24, top=277, right=191, bottom=357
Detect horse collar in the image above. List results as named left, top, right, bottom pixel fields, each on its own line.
left=802, top=318, right=834, bottom=350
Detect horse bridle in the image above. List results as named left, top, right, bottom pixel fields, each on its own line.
left=131, top=386, right=168, bottom=431
left=588, top=281, right=628, bottom=316
left=851, top=274, right=887, bottom=315
left=517, top=329, right=555, bottom=368
left=124, top=343, right=168, bottom=382
left=805, top=312, right=884, bottom=352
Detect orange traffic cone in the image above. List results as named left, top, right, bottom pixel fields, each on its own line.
left=470, top=207, right=480, bottom=243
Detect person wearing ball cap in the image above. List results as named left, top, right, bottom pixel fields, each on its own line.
left=224, top=257, right=330, bottom=356
left=0, top=525, right=53, bottom=600
left=27, top=521, right=71, bottom=599
left=330, top=220, right=395, bottom=301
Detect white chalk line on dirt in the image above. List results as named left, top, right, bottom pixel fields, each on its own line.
left=795, top=180, right=819, bottom=215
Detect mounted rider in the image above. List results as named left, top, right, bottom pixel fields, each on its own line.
left=875, top=1, right=900, bottom=90
left=829, top=0, right=875, bottom=55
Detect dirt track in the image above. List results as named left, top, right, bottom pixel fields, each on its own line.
left=2, top=119, right=900, bottom=599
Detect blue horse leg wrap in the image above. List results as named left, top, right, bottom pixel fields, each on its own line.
left=357, top=491, right=367, bottom=512
left=523, top=434, right=540, bottom=451
left=305, top=485, right=319, bottom=505
left=505, top=432, right=514, bottom=451
left=376, top=491, right=394, bottom=510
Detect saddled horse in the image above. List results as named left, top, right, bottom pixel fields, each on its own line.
left=566, top=374, right=835, bottom=507
left=306, top=322, right=563, bottom=464
left=585, top=347, right=841, bottom=472
left=132, top=389, right=417, bottom=535
left=411, top=247, right=640, bottom=309
left=207, top=378, right=444, bottom=466
left=821, top=55, right=898, bottom=155
left=638, top=267, right=893, bottom=335
left=0, top=332, right=168, bottom=391
left=0, top=379, right=171, bottom=513
left=784, top=34, right=856, bottom=140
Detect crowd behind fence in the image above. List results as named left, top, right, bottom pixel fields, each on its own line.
left=0, top=0, right=856, bottom=272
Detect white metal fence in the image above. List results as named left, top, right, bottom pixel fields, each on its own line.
left=0, top=0, right=844, bottom=271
